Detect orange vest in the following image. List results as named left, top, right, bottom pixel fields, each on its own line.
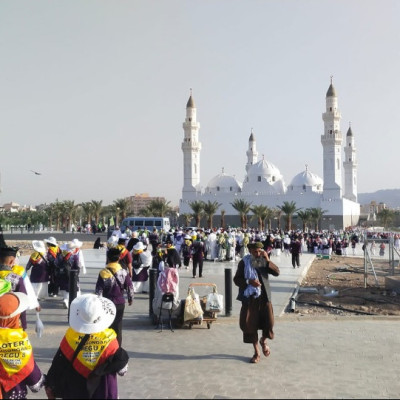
left=0, top=329, right=34, bottom=394
left=60, top=328, right=119, bottom=378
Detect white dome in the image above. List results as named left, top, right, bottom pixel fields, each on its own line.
left=242, top=159, right=287, bottom=194
left=289, top=168, right=323, bottom=192
left=205, top=172, right=242, bottom=194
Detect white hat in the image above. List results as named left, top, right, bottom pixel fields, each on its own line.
left=119, top=233, right=128, bottom=240
left=60, top=243, right=69, bottom=251
left=69, top=294, right=116, bottom=334
left=44, top=236, right=57, bottom=246
left=67, top=241, right=78, bottom=250
left=0, top=292, right=30, bottom=319
left=32, top=240, right=46, bottom=253
left=133, top=242, right=145, bottom=252
left=71, top=239, right=83, bottom=249
left=108, top=235, right=118, bottom=246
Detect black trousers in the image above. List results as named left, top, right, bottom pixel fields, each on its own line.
left=292, top=253, right=300, bottom=267
left=110, top=303, right=125, bottom=346
left=192, top=258, right=203, bottom=277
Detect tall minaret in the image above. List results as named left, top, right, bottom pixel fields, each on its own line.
left=343, top=123, right=358, bottom=202
left=246, top=128, right=258, bottom=172
left=182, top=89, right=201, bottom=193
left=321, top=77, right=343, bottom=198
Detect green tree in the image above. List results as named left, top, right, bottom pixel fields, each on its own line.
left=113, top=198, right=130, bottom=225
left=203, top=200, right=221, bottom=229
left=377, top=208, right=394, bottom=229
left=62, top=200, right=78, bottom=231
left=189, top=201, right=204, bottom=228
left=297, top=209, right=313, bottom=232
left=91, top=200, right=103, bottom=225
left=80, top=202, right=94, bottom=226
left=231, top=199, right=252, bottom=229
left=308, top=207, right=328, bottom=231
left=181, top=213, right=193, bottom=227
left=277, top=201, right=301, bottom=231
left=250, top=205, right=270, bottom=231
left=145, top=199, right=172, bottom=217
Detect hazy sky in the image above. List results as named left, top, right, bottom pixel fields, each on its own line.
left=1, top=1, right=399, bottom=208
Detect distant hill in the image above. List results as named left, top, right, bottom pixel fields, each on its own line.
left=358, top=189, right=400, bottom=208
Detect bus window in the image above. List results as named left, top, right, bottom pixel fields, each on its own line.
left=154, top=220, right=162, bottom=227
left=134, top=220, right=144, bottom=227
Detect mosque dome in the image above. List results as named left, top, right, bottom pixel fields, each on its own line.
left=288, top=167, right=323, bottom=193
left=205, top=171, right=242, bottom=194
left=242, top=159, right=287, bottom=194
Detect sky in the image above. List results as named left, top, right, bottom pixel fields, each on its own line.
left=1, top=1, right=399, bottom=208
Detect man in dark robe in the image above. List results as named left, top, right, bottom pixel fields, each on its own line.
left=233, top=242, right=280, bottom=364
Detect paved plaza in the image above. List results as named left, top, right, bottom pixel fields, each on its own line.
left=15, top=245, right=400, bottom=399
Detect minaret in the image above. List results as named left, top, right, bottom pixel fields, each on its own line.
left=246, top=128, right=258, bottom=172
left=321, top=77, right=343, bottom=198
left=343, top=123, right=358, bottom=202
left=182, top=89, right=201, bottom=193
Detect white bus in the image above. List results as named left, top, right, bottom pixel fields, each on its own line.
left=120, top=217, right=170, bottom=233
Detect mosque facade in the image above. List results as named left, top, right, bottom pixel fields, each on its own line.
left=179, top=81, right=360, bottom=231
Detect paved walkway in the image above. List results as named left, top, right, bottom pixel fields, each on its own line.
left=18, top=249, right=400, bottom=399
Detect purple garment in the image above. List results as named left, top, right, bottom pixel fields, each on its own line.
left=3, top=361, right=44, bottom=399
left=26, top=255, right=49, bottom=283
left=95, top=264, right=134, bottom=305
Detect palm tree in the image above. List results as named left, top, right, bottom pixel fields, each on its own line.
left=308, top=207, right=328, bottom=231
left=181, top=213, right=193, bottom=227
left=80, top=202, right=94, bottom=226
left=49, top=201, right=64, bottom=231
left=189, top=201, right=204, bottom=228
left=146, top=199, right=172, bottom=217
left=277, top=201, right=301, bottom=231
left=250, top=205, right=269, bottom=231
left=377, top=208, right=394, bottom=229
left=113, top=198, right=130, bottom=225
left=231, top=199, right=252, bottom=229
left=297, top=209, right=313, bottom=232
left=62, top=200, right=78, bottom=231
left=203, top=200, right=221, bottom=229
left=91, top=200, right=103, bottom=225
left=220, top=209, right=226, bottom=229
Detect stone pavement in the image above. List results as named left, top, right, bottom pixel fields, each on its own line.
left=18, top=249, right=400, bottom=399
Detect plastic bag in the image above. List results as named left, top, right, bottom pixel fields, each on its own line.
left=35, top=312, right=44, bottom=338
left=184, top=288, right=203, bottom=322
left=206, top=291, right=224, bottom=312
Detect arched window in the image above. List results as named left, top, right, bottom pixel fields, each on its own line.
left=258, top=176, right=261, bottom=182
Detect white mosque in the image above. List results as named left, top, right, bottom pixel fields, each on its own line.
left=179, top=80, right=360, bottom=230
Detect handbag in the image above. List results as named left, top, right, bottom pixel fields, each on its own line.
left=183, top=288, right=203, bottom=322
left=205, top=290, right=224, bottom=312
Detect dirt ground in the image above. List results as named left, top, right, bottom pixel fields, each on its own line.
left=293, top=255, right=400, bottom=316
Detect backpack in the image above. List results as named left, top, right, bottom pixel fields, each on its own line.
left=56, top=253, right=73, bottom=277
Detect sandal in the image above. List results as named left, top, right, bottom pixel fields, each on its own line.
left=250, top=353, right=260, bottom=363
left=259, top=339, right=271, bottom=357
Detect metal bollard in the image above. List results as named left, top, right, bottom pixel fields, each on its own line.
left=68, top=269, right=79, bottom=321
left=224, top=268, right=232, bottom=317
left=149, top=268, right=157, bottom=317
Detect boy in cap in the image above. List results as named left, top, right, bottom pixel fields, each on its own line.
left=95, top=247, right=134, bottom=346
left=45, top=294, right=129, bottom=399
left=0, top=246, right=40, bottom=330
left=0, top=292, right=45, bottom=398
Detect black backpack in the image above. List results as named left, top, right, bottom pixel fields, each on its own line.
left=56, top=253, right=73, bottom=277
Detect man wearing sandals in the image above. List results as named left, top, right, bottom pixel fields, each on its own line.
left=233, top=241, right=280, bottom=364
